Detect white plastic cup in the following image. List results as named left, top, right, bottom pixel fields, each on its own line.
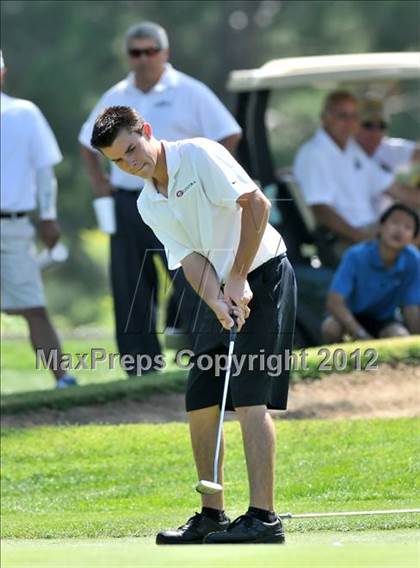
left=93, top=196, right=116, bottom=235
left=37, top=242, right=69, bottom=270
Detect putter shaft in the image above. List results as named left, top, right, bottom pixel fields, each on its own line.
left=279, top=508, right=420, bottom=520
left=212, top=323, right=237, bottom=484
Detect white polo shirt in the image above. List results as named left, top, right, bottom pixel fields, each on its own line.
left=79, top=64, right=241, bottom=190
left=293, top=128, right=394, bottom=227
left=373, top=137, right=416, bottom=173
left=137, top=138, right=286, bottom=283
left=1, top=92, right=62, bottom=212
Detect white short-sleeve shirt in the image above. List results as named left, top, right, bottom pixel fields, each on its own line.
left=293, top=128, right=394, bottom=227
left=79, top=64, right=241, bottom=190
left=137, top=138, right=286, bottom=283
left=373, top=137, right=416, bottom=173
left=1, top=93, right=62, bottom=212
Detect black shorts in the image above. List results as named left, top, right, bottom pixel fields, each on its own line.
left=354, top=312, right=399, bottom=338
left=185, top=254, right=297, bottom=412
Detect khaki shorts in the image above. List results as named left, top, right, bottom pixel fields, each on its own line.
left=0, top=217, right=45, bottom=310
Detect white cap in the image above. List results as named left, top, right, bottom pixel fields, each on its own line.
left=0, top=50, right=5, bottom=71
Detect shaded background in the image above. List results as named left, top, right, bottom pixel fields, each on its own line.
left=1, top=0, right=419, bottom=331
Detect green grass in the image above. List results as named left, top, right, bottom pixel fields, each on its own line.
left=294, top=336, right=420, bottom=379
left=0, top=337, right=183, bottom=395
left=2, top=418, right=419, bottom=539
left=1, top=368, right=187, bottom=415
left=2, top=531, right=419, bottom=568
left=2, top=336, right=419, bottom=415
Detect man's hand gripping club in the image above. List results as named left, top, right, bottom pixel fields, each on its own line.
left=181, top=252, right=251, bottom=332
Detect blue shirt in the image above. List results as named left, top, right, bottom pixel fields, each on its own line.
left=330, top=240, right=420, bottom=320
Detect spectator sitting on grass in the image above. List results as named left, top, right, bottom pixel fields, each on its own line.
left=322, top=204, right=420, bottom=342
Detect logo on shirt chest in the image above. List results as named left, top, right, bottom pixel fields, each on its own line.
left=175, top=180, right=197, bottom=198
left=353, top=158, right=362, bottom=170
left=154, top=100, right=172, bottom=107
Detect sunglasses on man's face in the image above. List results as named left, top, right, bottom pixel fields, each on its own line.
left=128, top=47, right=161, bottom=58
left=362, top=120, right=388, bottom=131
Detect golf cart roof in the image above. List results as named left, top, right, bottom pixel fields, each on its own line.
left=227, top=52, right=420, bottom=92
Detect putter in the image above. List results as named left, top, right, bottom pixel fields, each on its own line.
left=195, top=314, right=238, bottom=495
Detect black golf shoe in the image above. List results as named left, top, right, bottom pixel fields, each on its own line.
left=203, top=514, right=285, bottom=544
left=156, top=512, right=230, bottom=545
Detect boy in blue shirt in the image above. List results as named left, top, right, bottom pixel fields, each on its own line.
left=322, top=204, right=420, bottom=342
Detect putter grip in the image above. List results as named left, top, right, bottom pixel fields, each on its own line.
left=230, top=312, right=238, bottom=339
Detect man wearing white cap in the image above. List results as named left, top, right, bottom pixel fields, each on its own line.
left=79, top=22, right=242, bottom=374
left=0, top=50, right=77, bottom=389
left=355, top=96, right=420, bottom=224
left=356, top=96, right=420, bottom=174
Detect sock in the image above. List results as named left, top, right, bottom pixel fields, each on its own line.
left=247, top=506, right=277, bottom=523
left=202, top=507, right=227, bottom=522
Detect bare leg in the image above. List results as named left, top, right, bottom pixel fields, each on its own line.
left=7, top=307, right=65, bottom=381
left=236, top=405, right=275, bottom=511
left=379, top=323, right=409, bottom=338
left=189, top=405, right=224, bottom=510
left=322, top=315, right=344, bottom=344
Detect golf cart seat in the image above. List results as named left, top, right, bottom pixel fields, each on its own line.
left=263, top=175, right=313, bottom=263
left=266, top=174, right=336, bottom=347
left=280, top=173, right=316, bottom=235
left=275, top=172, right=316, bottom=262
left=272, top=173, right=342, bottom=268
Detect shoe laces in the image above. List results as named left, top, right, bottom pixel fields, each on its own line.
left=227, top=514, right=254, bottom=530
left=178, top=512, right=202, bottom=530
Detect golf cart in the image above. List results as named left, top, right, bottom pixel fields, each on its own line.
left=227, top=52, right=420, bottom=347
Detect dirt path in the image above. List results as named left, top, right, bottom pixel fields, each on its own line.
left=2, top=363, right=419, bottom=428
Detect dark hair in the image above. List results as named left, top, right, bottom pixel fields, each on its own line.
left=322, top=90, right=358, bottom=115
left=90, top=106, right=145, bottom=150
left=380, top=203, right=419, bottom=238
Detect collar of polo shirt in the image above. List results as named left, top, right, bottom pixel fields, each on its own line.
left=144, top=140, right=181, bottom=202
left=127, top=63, right=179, bottom=93
left=164, top=140, right=181, bottom=180
left=316, top=127, right=352, bottom=155
left=370, top=240, right=406, bottom=271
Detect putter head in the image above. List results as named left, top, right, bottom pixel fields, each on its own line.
left=195, top=480, right=223, bottom=495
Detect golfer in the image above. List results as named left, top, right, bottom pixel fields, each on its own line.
left=91, top=106, right=297, bottom=545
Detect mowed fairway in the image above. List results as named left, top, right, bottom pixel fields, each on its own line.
left=3, top=530, right=419, bottom=568
left=1, top=418, right=420, bottom=566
